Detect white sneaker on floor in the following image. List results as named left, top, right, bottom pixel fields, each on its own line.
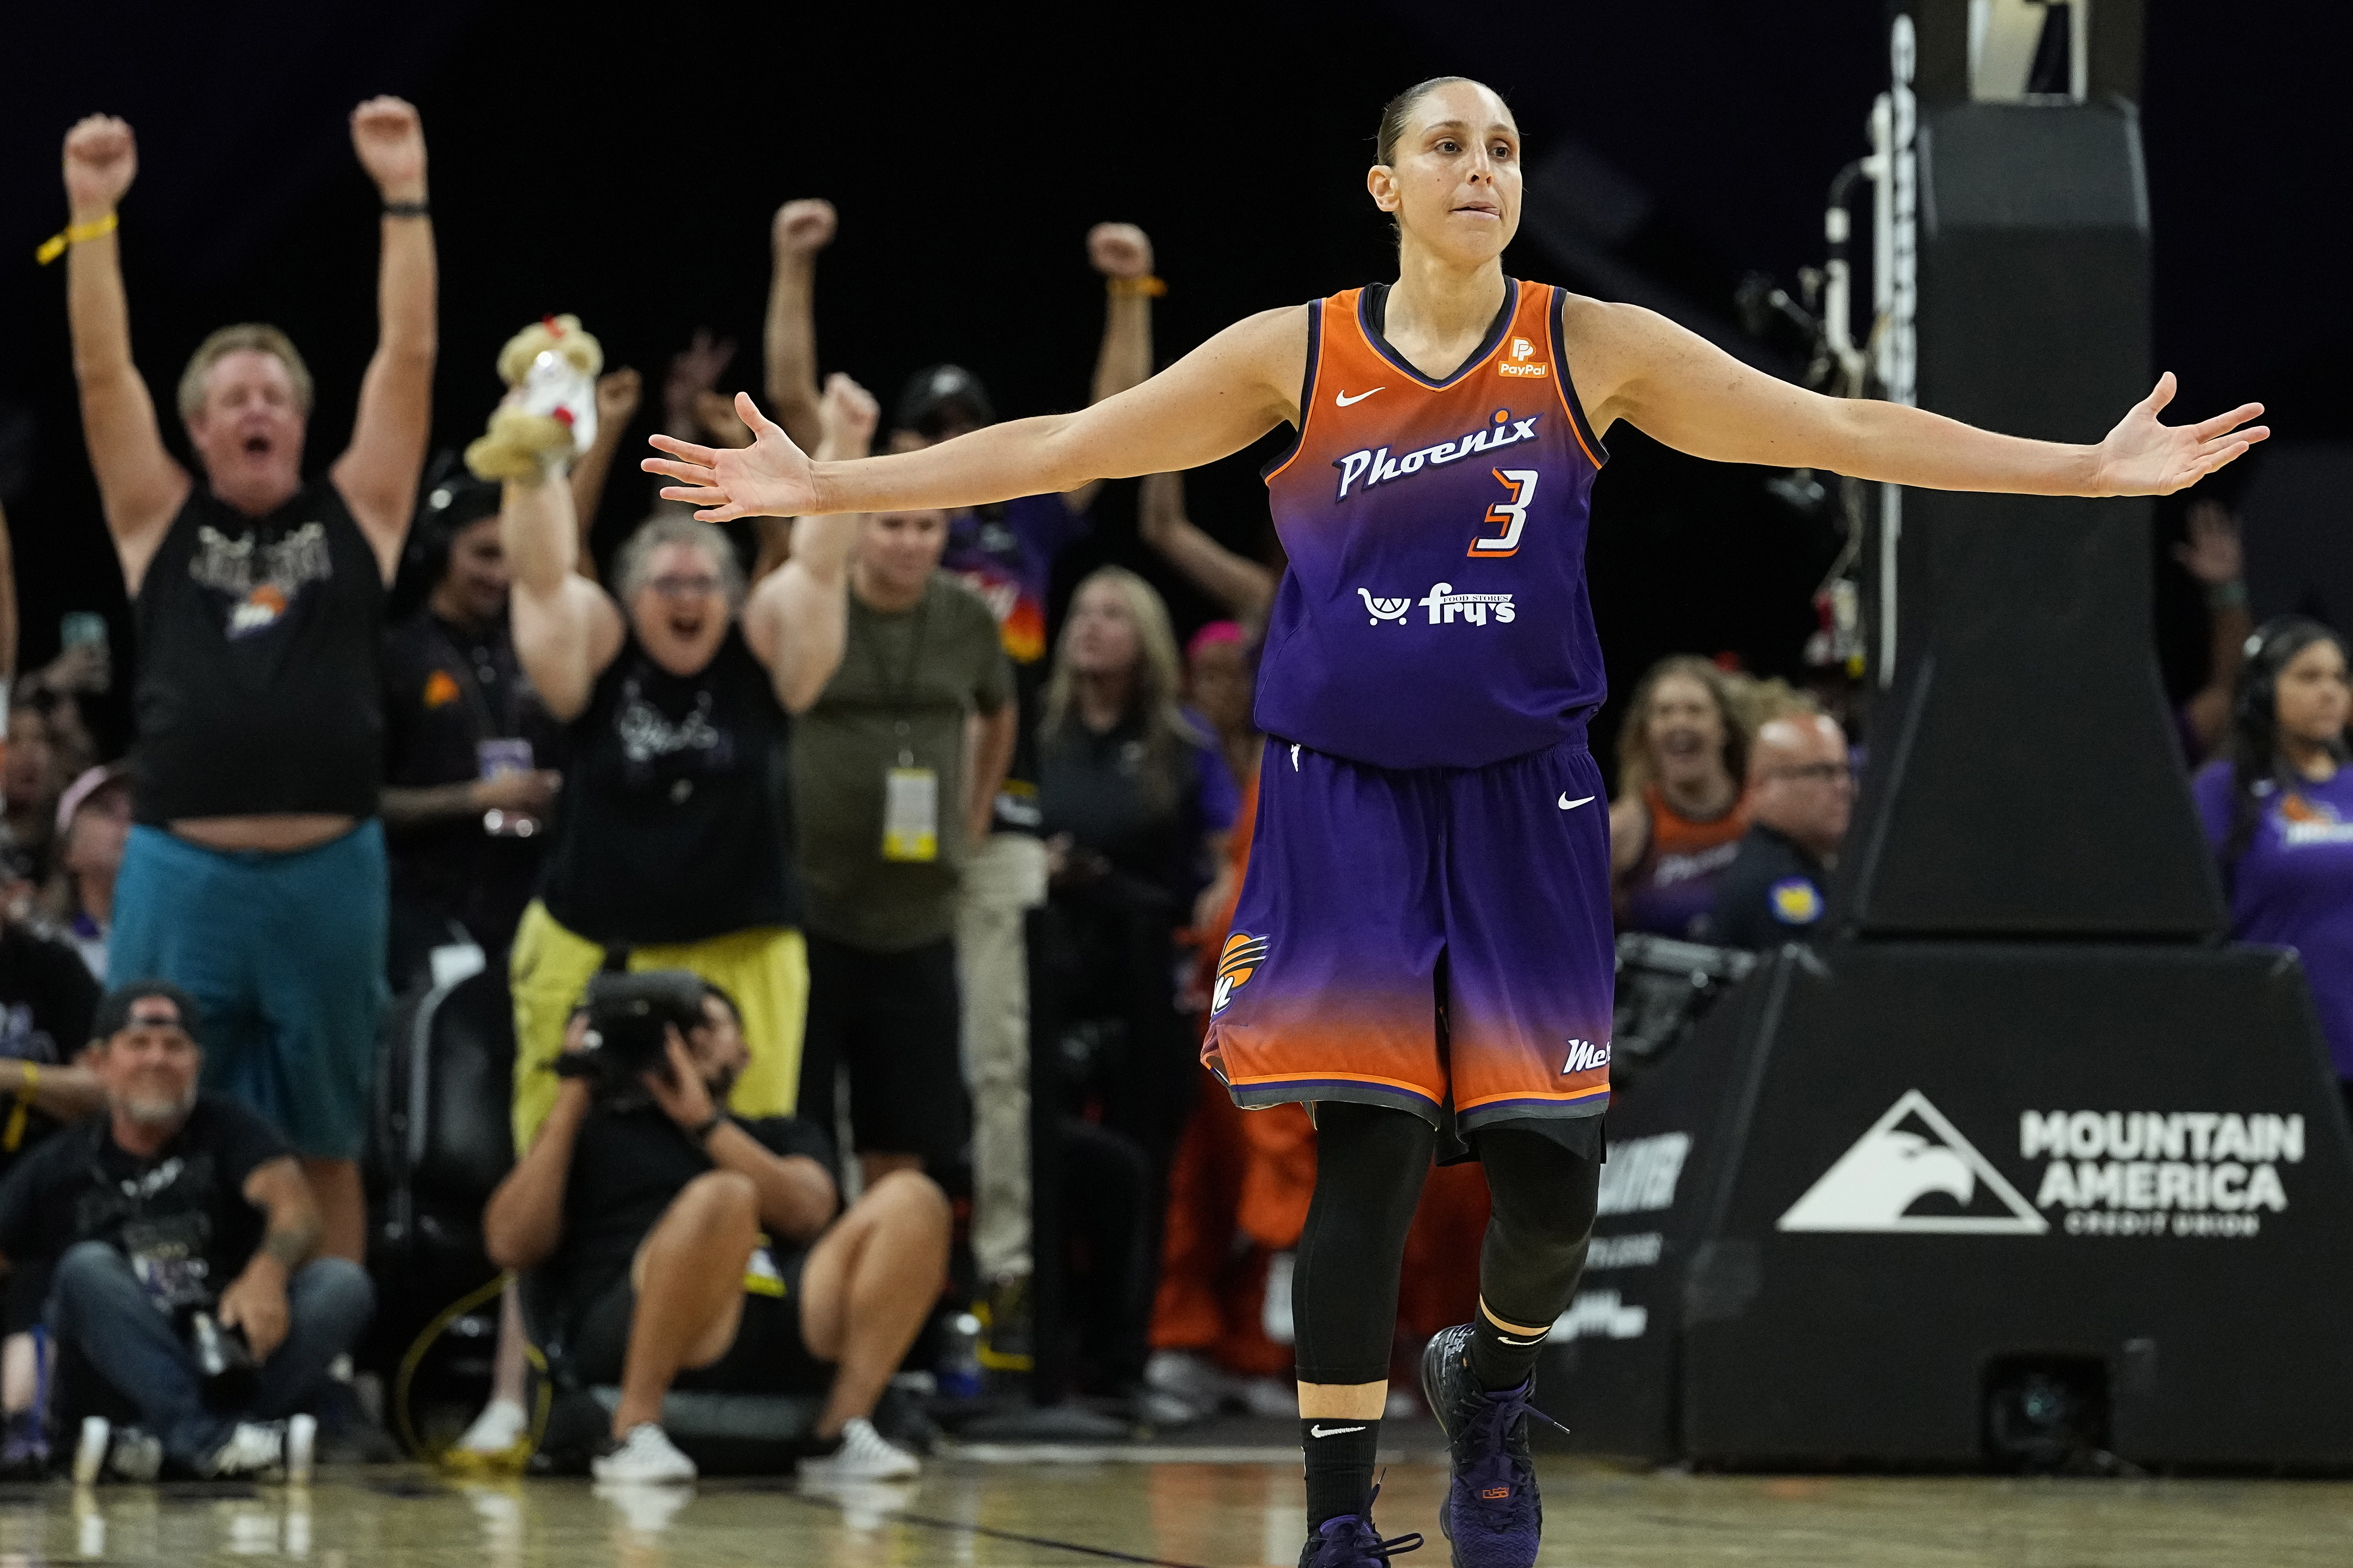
left=73, top=1418, right=164, bottom=1485
left=799, top=1417, right=921, bottom=1482
left=114, top=1426, right=164, bottom=1482
left=593, top=1423, right=697, bottom=1484
left=1145, top=1349, right=1242, bottom=1413
left=204, top=1421, right=290, bottom=1479
left=456, top=1398, right=532, bottom=1455
left=1242, top=1376, right=1301, bottom=1420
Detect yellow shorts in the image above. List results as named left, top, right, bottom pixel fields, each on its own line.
left=509, top=900, right=809, bottom=1152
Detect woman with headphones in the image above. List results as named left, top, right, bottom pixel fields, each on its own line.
left=380, top=464, right=571, bottom=993
left=2193, top=616, right=2353, bottom=1113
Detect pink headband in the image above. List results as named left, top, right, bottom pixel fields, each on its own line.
left=1186, top=621, right=1244, bottom=663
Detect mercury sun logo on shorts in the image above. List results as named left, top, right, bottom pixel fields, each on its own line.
left=1562, top=1038, right=1612, bottom=1075
left=1211, top=932, right=1270, bottom=1016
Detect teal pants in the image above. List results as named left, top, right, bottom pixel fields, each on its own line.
left=110, top=822, right=388, bottom=1159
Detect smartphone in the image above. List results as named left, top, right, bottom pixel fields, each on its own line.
left=58, top=611, right=111, bottom=695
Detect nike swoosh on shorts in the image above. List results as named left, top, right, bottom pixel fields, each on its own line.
left=1558, top=794, right=1595, bottom=810
left=1334, top=387, right=1384, bottom=407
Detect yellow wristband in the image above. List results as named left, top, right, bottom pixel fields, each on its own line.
left=36, top=212, right=116, bottom=265
left=1108, top=275, right=1167, bottom=300
left=3, top=1063, right=32, bottom=1154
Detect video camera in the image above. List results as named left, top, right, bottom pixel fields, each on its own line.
left=553, top=970, right=712, bottom=1108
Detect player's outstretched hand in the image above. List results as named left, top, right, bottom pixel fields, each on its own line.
left=645, top=392, right=817, bottom=521
left=63, top=115, right=138, bottom=217
left=2092, top=374, right=2266, bottom=496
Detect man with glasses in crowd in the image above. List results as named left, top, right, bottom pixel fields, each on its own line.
left=1708, top=712, right=1855, bottom=949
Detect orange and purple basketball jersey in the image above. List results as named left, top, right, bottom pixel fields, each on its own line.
left=1253, top=278, right=1607, bottom=769
left=1202, top=279, right=1616, bottom=1149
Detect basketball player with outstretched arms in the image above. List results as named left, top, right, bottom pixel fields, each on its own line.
left=645, top=77, right=2264, bottom=1568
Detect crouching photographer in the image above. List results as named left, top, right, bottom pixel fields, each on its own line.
left=484, top=973, right=948, bottom=1484
left=0, top=982, right=372, bottom=1481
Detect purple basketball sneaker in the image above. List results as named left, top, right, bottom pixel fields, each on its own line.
left=1422, top=1323, right=1565, bottom=1568
left=1298, top=1485, right=1425, bottom=1567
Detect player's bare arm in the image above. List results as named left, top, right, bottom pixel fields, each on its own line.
left=61, top=114, right=191, bottom=584
left=645, top=304, right=1306, bottom=521
left=1568, top=295, right=2266, bottom=498
left=328, top=96, right=438, bottom=580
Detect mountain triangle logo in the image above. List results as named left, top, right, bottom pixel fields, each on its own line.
left=1778, top=1089, right=2047, bottom=1235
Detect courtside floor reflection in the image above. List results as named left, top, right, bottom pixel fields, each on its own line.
left=2, top=1456, right=2349, bottom=1567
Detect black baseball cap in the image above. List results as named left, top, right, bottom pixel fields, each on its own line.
left=418, top=471, right=502, bottom=534
left=894, top=364, right=995, bottom=440
left=93, top=980, right=204, bottom=1046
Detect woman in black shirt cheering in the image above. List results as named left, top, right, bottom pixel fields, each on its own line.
left=490, top=372, right=876, bottom=1155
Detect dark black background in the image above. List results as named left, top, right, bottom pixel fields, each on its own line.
left=2, top=2, right=2341, bottom=773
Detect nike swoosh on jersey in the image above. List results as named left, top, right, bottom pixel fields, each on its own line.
left=1308, top=1425, right=1368, bottom=1438
left=1334, top=387, right=1385, bottom=407
left=1558, top=794, right=1595, bottom=810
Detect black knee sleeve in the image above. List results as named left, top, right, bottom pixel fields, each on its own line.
left=1476, top=1127, right=1601, bottom=1327
left=1292, top=1101, right=1435, bottom=1385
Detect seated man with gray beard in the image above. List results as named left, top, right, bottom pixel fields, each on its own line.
left=0, top=983, right=372, bottom=1481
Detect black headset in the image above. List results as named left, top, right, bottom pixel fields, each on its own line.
left=395, top=449, right=502, bottom=612
left=2233, top=615, right=2347, bottom=743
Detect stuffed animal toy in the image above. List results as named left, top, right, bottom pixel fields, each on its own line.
left=464, top=314, right=604, bottom=481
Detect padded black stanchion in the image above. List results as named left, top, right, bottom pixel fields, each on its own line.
left=1552, top=1, right=2353, bottom=1471
left=1556, top=943, right=2353, bottom=1468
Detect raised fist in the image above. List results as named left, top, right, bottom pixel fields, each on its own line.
left=816, top=372, right=880, bottom=461
left=62, top=116, right=137, bottom=219
left=350, top=96, right=427, bottom=201
left=773, top=199, right=838, bottom=258
left=1087, top=223, right=1154, bottom=281
left=596, top=367, right=644, bottom=430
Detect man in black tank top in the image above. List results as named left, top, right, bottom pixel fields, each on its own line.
left=490, top=373, right=878, bottom=1163
left=58, top=101, right=437, bottom=1263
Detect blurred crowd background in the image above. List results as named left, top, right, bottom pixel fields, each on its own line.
left=0, top=0, right=2347, bottom=1489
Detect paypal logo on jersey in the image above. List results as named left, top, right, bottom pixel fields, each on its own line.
left=1333, top=410, right=1541, bottom=501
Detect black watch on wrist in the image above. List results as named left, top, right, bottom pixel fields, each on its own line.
left=690, top=1112, right=727, bottom=1143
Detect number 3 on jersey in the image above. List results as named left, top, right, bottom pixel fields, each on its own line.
left=1468, top=468, right=1540, bottom=558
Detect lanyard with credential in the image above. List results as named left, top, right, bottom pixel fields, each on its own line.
left=866, top=593, right=940, bottom=862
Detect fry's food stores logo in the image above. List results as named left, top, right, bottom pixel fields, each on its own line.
left=1357, top=584, right=1518, bottom=626
left=1779, top=1090, right=2305, bottom=1241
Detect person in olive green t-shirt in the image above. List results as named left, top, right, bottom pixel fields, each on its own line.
left=791, top=508, right=1014, bottom=1186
